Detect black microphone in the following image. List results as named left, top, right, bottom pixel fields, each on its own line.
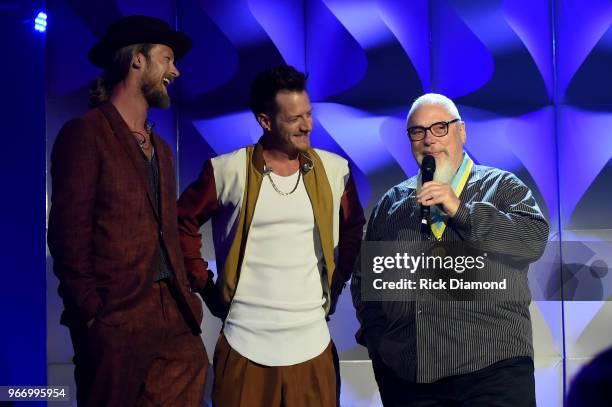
left=420, top=155, right=436, bottom=227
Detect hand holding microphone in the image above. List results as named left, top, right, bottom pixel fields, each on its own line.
left=417, top=156, right=461, bottom=220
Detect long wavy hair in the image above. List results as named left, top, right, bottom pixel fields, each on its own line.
left=88, top=43, right=153, bottom=108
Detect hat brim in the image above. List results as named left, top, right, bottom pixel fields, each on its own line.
left=88, top=31, right=192, bottom=69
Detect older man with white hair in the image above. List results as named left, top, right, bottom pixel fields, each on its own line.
left=351, top=93, right=549, bottom=406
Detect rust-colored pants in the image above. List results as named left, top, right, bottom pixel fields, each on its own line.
left=212, top=334, right=339, bottom=407
left=68, top=280, right=208, bottom=406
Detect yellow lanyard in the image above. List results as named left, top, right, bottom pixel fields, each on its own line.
left=429, top=153, right=473, bottom=240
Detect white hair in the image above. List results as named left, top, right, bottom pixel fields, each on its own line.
left=406, top=93, right=461, bottom=124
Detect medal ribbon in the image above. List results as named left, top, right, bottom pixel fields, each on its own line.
left=429, top=153, right=473, bottom=240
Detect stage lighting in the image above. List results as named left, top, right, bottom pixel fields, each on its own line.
left=34, top=11, right=47, bottom=33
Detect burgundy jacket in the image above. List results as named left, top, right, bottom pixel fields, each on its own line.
left=48, top=102, right=202, bottom=333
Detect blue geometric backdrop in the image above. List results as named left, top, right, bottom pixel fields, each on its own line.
left=44, top=1, right=612, bottom=406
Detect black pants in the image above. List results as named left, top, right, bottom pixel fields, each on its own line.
left=372, top=355, right=536, bottom=407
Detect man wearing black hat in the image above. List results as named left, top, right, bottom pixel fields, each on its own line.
left=48, top=15, right=207, bottom=406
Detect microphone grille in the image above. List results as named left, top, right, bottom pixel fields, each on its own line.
left=422, top=155, right=436, bottom=172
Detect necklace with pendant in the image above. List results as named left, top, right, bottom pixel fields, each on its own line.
left=130, top=121, right=154, bottom=151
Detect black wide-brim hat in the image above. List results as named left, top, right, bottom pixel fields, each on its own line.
left=88, top=15, right=192, bottom=69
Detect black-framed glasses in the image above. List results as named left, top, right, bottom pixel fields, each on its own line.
left=407, top=118, right=461, bottom=141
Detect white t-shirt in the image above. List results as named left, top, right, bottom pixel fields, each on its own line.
left=223, top=169, right=330, bottom=366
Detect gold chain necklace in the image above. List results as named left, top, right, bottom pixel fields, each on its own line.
left=266, top=170, right=302, bottom=196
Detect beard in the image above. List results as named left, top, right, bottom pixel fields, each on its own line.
left=289, top=135, right=310, bottom=153
left=433, top=156, right=457, bottom=184
left=266, top=130, right=310, bottom=157
left=141, top=72, right=170, bottom=109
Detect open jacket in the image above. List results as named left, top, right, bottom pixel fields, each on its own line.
left=48, top=102, right=203, bottom=334
left=177, top=141, right=365, bottom=320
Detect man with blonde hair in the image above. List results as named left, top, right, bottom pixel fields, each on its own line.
left=48, top=16, right=206, bottom=406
